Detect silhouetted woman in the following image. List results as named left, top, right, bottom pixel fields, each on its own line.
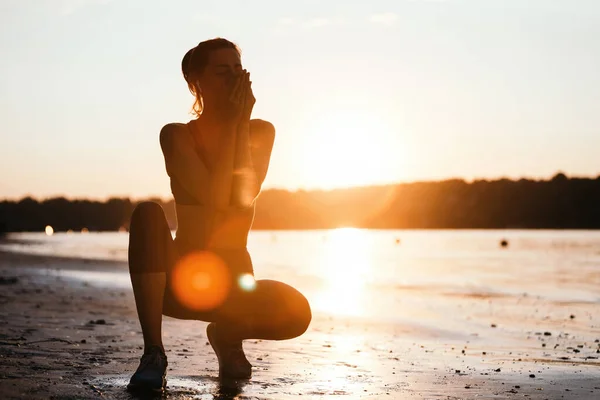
left=126, top=38, right=311, bottom=393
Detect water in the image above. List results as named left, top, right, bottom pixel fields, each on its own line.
left=3, top=229, right=600, bottom=326
left=3, top=230, right=599, bottom=398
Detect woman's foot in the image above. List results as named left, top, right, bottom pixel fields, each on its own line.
left=207, top=322, right=252, bottom=379
left=127, top=345, right=168, bottom=393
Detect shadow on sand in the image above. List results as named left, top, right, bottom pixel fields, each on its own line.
left=93, top=374, right=247, bottom=400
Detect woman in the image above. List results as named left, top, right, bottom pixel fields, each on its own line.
left=126, top=38, right=312, bottom=393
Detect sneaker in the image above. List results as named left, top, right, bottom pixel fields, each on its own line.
left=127, top=345, right=168, bottom=393
left=207, top=322, right=252, bottom=379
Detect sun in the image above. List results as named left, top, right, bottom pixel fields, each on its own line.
left=300, top=110, right=407, bottom=189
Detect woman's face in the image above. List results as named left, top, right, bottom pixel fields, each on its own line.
left=198, top=48, right=243, bottom=112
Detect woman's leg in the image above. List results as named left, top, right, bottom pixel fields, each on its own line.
left=128, top=201, right=178, bottom=352
left=217, top=279, right=312, bottom=342
left=160, top=250, right=311, bottom=341
left=204, top=278, right=311, bottom=379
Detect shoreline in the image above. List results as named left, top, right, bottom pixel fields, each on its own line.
left=0, top=249, right=127, bottom=270
left=1, top=250, right=599, bottom=398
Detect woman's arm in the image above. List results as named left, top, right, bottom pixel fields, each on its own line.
left=231, top=121, right=260, bottom=207
left=230, top=120, right=275, bottom=206
left=210, top=125, right=238, bottom=209
left=249, top=119, right=276, bottom=185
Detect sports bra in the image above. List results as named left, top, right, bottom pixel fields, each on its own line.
left=170, top=124, right=209, bottom=205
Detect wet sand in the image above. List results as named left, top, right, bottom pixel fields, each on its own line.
left=0, top=250, right=599, bottom=399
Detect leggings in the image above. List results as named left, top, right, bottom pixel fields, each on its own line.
left=128, top=201, right=311, bottom=340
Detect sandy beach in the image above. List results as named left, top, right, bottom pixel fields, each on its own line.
left=0, top=249, right=599, bottom=399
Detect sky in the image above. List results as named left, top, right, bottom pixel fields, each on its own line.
left=1, top=0, right=599, bottom=200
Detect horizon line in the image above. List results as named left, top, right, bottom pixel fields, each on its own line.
left=3, top=170, right=598, bottom=203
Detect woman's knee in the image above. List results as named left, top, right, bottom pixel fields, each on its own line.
left=130, top=201, right=166, bottom=230
left=257, top=280, right=312, bottom=338
left=128, top=201, right=173, bottom=274
left=291, top=290, right=312, bottom=337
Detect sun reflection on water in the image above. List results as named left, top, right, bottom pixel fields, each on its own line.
left=313, top=227, right=373, bottom=317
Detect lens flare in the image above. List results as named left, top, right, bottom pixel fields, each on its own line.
left=170, top=251, right=231, bottom=311
left=238, top=273, right=256, bottom=291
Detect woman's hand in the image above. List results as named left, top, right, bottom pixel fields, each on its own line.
left=241, top=71, right=255, bottom=123
left=227, top=70, right=255, bottom=124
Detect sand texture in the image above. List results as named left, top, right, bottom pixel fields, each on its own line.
left=1, top=251, right=599, bottom=399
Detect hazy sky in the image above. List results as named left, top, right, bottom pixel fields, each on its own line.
left=1, top=0, right=599, bottom=199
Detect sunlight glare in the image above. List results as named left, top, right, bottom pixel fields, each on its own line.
left=313, top=228, right=373, bottom=317
left=170, top=251, right=231, bottom=311
left=300, top=110, right=409, bottom=189
left=238, top=273, right=256, bottom=291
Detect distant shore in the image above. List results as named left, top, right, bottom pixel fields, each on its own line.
left=2, top=173, right=600, bottom=233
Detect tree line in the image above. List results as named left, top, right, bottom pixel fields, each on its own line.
left=1, top=173, right=599, bottom=233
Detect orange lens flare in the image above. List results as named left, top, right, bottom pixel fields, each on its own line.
left=170, top=251, right=231, bottom=311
